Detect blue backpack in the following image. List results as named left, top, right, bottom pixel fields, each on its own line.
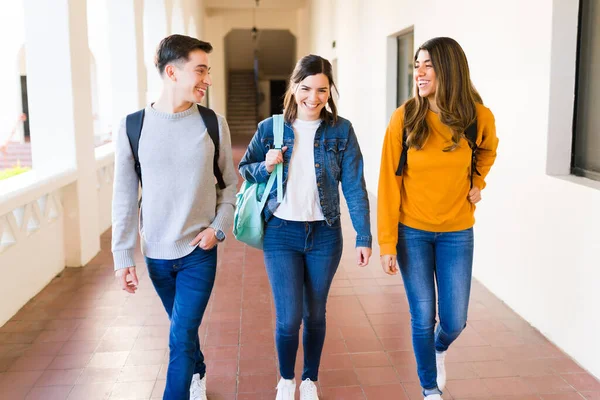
left=233, top=115, right=284, bottom=249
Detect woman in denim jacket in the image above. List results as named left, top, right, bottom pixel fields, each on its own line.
left=239, top=54, right=372, bottom=400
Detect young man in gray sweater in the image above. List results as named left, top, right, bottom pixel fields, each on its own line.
left=111, top=35, right=237, bottom=400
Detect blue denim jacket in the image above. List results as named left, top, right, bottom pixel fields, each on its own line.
left=238, top=115, right=372, bottom=248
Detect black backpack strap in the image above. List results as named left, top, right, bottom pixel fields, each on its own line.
left=395, top=128, right=409, bottom=176
left=197, top=105, right=226, bottom=190
left=125, top=109, right=145, bottom=186
left=464, top=120, right=480, bottom=188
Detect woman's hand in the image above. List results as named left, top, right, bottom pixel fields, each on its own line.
left=265, top=146, right=288, bottom=173
left=356, top=247, right=372, bottom=267
left=380, top=255, right=399, bottom=275
left=468, top=186, right=481, bottom=204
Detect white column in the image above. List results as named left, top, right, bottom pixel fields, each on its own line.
left=23, top=0, right=100, bottom=266
left=107, top=0, right=147, bottom=127
left=205, top=15, right=227, bottom=115
left=143, top=0, right=169, bottom=102
left=0, top=3, right=25, bottom=145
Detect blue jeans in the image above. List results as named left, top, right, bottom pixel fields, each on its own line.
left=263, top=216, right=343, bottom=381
left=145, top=246, right=217, bottom=400
left=397, top=224, right=474, bottom=396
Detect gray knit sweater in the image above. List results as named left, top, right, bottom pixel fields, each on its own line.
left=111, top=104, right=237, bottom=270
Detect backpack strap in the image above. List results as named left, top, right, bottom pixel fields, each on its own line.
left=125, top=109, right=145, bottom=186
left=395, top=128, right=409, bottom=176
left=197, top=105, right=227, bottom=190
left=464, top=120, right=480, bottom=188
left=272, top=114, right=284, bottom=202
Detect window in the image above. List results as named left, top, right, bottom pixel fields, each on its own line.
left=397, top=31, right=414, bottom=107
left=572, top=0, right=600, bottom=180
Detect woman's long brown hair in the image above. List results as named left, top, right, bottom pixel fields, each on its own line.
left=404, top=37, right=482, bottom=151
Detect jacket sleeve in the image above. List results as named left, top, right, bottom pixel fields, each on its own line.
left=340, top=124, right=372, bottom=248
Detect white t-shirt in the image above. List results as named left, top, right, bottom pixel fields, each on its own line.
left=274, top=118, right=325, bottom=221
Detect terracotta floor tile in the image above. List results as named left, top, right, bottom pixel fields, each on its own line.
left=25, top=385, right=72, bottom=399
left=355, top=366, right=400, bottom=386
left=88, top=352, right=129, bottom=369
left=207, top=359, right=238, bottom=376
left=445, top=378, right=492, bottom=398
left=67, top=382, right=114, bottom=400
left=482, top=377, right=538, bottom=396
left=523, top=374, right=576, bottom=394
left=321, top=385, right=366, bottom=399
left=116, top=365, right=160, bottom=382
left=109, top=380, right=155, bottom=399
left=319, top=369, right=359, bottom=387
left=238, top=373, right=277, bottom=393
left=35, top=368, right=83, bottom=386
left=562, top=374, right=600, bottom=392
left=238, top=358, right=276, bottom=375
left=351, top=352, right=391, bottom=368
left=76, top=368, right=121, bottom=385
left=0, top=370, right=44, bottom=387
left=9, top=355, right=55, bottom=372
left=124, top=350, right=165, bottom=366
left=363, top=384, right=409, bottom=400
left=0, top=385, right=31, bottom=399
left=48, top=354, right=92, bottom=370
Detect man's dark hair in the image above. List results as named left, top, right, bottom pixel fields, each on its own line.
left=154, top=34, right=213, bottom=76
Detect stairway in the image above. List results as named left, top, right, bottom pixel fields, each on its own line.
left=227, top=71, right=258, bottom=137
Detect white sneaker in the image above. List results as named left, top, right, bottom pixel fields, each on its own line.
left=436, top=351, right=447, bottom=390
left=299, top=378, right=319, bottom=400
left=424, top=395, right=442, bottom=400
left=190, top=373, right=207, bottom=400
left=276, top=378, right=296, bottom=400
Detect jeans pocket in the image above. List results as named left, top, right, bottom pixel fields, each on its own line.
left=267, top=216, right=285, bottom=229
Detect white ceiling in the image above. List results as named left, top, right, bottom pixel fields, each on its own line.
left=205, top=0, right=306, bottom=10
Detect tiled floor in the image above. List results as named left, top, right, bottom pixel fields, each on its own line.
left=1, top=138, right=599, bottom=400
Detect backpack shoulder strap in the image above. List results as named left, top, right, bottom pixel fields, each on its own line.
left=395, top=110, right=409, bottom=176
left=125, top=109, right=145, bottom=186
left=271, top=115, right=284, bottom=202
left=197, top=105, right=226, bottom=190
left=465, top=120, right=478, bottom=151
left=465, top=119, right=480, bottom=188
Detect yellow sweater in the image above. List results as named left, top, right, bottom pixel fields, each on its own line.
left=377, top=103, right=499, bottom=255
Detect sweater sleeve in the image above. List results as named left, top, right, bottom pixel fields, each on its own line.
left=472, top=107, right=499, bottom=190
left=209, top=115, right=238, bottom=236
left=377, top=108, right=405, bottom=256
left=111, top=118, right=140, bottom=270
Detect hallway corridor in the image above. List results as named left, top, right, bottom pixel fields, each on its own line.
left=0, top=139, right=599, bottom=400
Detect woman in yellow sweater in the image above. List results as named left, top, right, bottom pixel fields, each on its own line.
left=378, top=37, right=498, bottom=399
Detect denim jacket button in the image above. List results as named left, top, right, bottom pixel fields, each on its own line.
left=315, top=163, right=320, bottom=168
left=314, top=142, right=318, bottom=147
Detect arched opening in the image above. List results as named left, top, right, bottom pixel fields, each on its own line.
left=224, top=29, right=296, bottom=140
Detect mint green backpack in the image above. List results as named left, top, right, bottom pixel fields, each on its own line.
left=233, top=115, right=284, bottom=249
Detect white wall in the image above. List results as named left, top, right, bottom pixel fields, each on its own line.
left=306, top=0, right=600, bottom=380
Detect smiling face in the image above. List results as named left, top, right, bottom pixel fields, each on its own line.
left=414, top=49, right=437, bottom=101
left=167, top=49, right=212, bottom=103
left=294, top=73, right=330, bottom=121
